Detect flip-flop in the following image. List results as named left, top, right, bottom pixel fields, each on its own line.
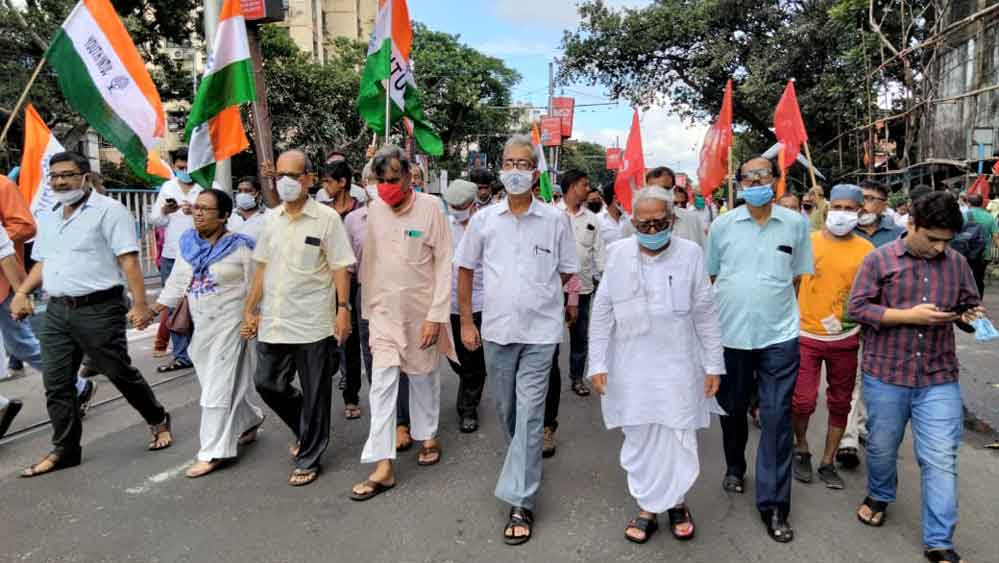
left=289, top=467, right=319, bottom=487
left=349, top=479, right=395, bottom=501
left=147, top=413, right=173, bottom=451
left=417, top=444, right=441, bottom=466
left=157, top=360, right=193, bottom=373
left=21, top=451, right=82, bottom=478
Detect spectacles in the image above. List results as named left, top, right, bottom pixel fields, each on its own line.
left=192, top=205, right=219, bottom=214
left=502, top=159, right=535, bottom=171
left=740, top=168, right=774, bottom=182
left=863, top=195, right=887, bottom=202
left=633, top=217, right=672, bottom=234
left=278, top=172, right=305, bottom=180
left=48, top=172, right=83, bottom=181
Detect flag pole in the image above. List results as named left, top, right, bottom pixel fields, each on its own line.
left=802, top=140, right=819, bottom=190
left=0, top=57, right=46, bottom=146
left=727, top=145, right=734, bottom=210
left=383, top=80, right=391, bottom=145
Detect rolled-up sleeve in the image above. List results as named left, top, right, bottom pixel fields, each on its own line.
left=848, top=252, right=887, bottom=330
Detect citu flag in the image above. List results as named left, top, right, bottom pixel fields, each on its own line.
left=18, top=104, right=65, bottom=217
left=530, top=122, right=554, bottom=202
left=969, top=174, right=990, bottom=206
left=183, top=0, right=256, bottom=187
left=614, top=109, right=645, bottom=214
left=697, top=79, right=733, bottom=199
left=45, top=0, right=171, bottom=183
left=774, top=80, right=808, bottom=197
left=357, top=0, right=442, bottom=155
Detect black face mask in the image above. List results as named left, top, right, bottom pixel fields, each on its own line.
left=802, top=203, right=814, bottom=212
left=587, top=201, right=603, bottom=213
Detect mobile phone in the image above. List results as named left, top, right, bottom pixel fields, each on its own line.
left=165, top=197, right=177, bottom=206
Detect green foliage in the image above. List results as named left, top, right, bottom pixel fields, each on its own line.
left=560, top=140, right=614, bottom=189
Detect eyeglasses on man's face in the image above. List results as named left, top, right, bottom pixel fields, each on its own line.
left=501, top=159, right=534, bottom=171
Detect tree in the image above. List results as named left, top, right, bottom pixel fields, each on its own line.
left=559, top=140, right=614, bottom=189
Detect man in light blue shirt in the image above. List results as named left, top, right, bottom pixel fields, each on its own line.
left=706, top=156, right=813, bottom=544
left=11, top=151, right=172, bottom=477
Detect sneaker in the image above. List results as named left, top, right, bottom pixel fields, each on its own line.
left=793, top=452, right=813, bottom=483
left=78, top=379, right=98, bottom=419
left=817, top=464, right=844, bottom=490
left=542, top=426, right=557, bottom=458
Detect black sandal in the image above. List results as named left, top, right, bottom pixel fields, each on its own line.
left=722, top=475, right=744, bottom=494
left=924, top=549, right=964, bottom=563
left=349, top=479, right=395, bottom=501
left=148, top=413, right=173, bottom=451
left=157, top=359, right=193, bottom=373
left=571, top=380, right=591, bottom=397
left=667, top=505, right=695, bottom=541
left=857, top=496, right=888, bottom=527
left=624, top=514, right=658, bottom=544
left=503, top=507, right=534, bottom=546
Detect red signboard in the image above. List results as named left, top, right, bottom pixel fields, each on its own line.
left=240, top=0, right=284, bottom=23
left=551, top=97, right=575, bottom=138
left=606, top=148, right=622, bottom=170
left=541, top=117, right=563, bottom=147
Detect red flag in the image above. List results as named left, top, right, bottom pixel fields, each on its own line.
left=774, top=80, right=808, bottom=173
left=615, top=109, right=645, bottom=214
left=992, top=159, right=999, bottom=177
left=970, top=174, right=990, bottom=206
left=697, top=79, right=733, bottom=199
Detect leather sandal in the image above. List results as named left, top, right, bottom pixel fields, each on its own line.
left=21, top=451, right=82, bottom=478
left=417, top=443, right=441, bottom=466
left=924, top=548, right=964, bottom=563
left=148, top=413, right=173, bottom=451
left=503, top=507, right=534, bottom=546
left=667, top=505, right=695, bottom=541
left=624, top=514, right=658, bottom=544
left=350, top=479, right=395, bottom=501
left=857, top=496, right=888, bottom=527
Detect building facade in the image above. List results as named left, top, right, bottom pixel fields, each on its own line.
left=282, top=0, right=378, bottom=63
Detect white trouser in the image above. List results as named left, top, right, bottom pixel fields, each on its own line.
left=361, top=366, right=440, bottom=463
left=620, top=424, right=700, bottom=513
left=840, top=370, right=868, bottom=449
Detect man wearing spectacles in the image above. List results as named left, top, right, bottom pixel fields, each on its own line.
left=706, top=156, right=813, bottom=543
left=640, top=167, right=706, bottom=249
left=12, top=151, right=172, bottom=476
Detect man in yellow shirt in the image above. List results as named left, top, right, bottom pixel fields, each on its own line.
left=791, top=184, right=874, bottom=489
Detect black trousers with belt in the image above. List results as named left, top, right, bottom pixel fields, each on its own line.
left=40, top=291, right=166, bottom=458
left=255, top=336, right=338, bottom=471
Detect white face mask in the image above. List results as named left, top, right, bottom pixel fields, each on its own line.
left=276, top=176, right=303, bottom=202
left=857, top=211, right=878, bottom=226
left=826, top=209, right=859, bottom=236
left=52, top=188, right=86, bottom=206
left=235, top=192, right=258, bottom=210
left=500, top=170, right=534, bottom=195
left=449, top=206, right=471, bottom=222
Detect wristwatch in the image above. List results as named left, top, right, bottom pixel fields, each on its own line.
left=337, top=301, right=352, bottom=311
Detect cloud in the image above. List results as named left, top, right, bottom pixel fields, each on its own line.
left=574, top=106, right=707, bottom=179
left=493, top=0, right=650, bottom=28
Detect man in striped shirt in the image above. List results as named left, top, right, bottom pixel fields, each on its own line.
left=847, top=192, right=983, bottom=563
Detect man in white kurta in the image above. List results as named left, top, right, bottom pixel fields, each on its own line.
left=589, top=187, right=725, bottom=543
left=351, top=146, right=454, bottom=502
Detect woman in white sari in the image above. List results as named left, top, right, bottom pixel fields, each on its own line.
left=150, top=189, right=264, bottom=478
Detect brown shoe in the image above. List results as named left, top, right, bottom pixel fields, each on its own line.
left=542, top=426, right=556, bottom=458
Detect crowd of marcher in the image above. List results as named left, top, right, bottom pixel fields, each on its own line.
left=0, top=137, right=994, bottom=563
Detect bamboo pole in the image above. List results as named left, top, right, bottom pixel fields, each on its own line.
left=0, top=57, right=46, bottom=146
left=803, top=141, right=820, bottom=190
left=384, top=80, right=391, bottom=144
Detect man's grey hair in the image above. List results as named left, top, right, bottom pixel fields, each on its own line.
left=503, top=134, right=537, bottom=167
left=633, top=186, right=675, bottom=214
left=372, top=145, right=411, bottom=179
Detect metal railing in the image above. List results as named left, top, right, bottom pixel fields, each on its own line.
left=107, top=188, right=160, bottom=279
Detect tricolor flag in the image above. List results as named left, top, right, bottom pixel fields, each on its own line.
left=184, top=0, right=255, bottom=187
left=531, top=122, right=554, bottom=202
left=45, top=0, right=171, bottom=182
left=18, top=104, right=65, bottom=217
left=357, top=0, right=443, bottom=155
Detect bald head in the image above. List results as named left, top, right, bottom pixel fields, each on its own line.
left=276, top=149, right=315, bottom=191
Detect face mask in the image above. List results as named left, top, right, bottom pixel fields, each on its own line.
left=802, top=203, right=814, bottom=212
left=587, top=201, right=603, bottom=214
left=175, top=170, right=193, bottom=184
left=636, top=227, right=672, bottom=251
left=449, top=206, right=470, bottom=222
left=741, top=185, right=774, bottom=207
left=235, top=192, right=258, bottom=210
left=826, top=210, right=859, bottom=236
left=276, top=176, right=303, bottom=202
left=53, top=188, right=86, bottom=206
left=857, top=211, right=878, bottom=226
left=378, top=183, right=406, bottom=207
left=500, top=170, right=534, bottom=195
left=694, top=195, right=705, bottom=210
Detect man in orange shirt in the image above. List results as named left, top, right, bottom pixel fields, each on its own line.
left=791, top=184, right=874, bottom=489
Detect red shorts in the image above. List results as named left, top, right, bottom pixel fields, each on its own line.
left=792, top=333, right=860, bottom=428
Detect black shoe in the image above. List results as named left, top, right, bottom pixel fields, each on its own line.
left=0, top=399, right=23, bottom=440
left=459, top=417, right=478, bottom=434
left=793, top=451, right=813, bottom=483
left=836, top=447, right=861, bottom=469
left=78, top=379, right=98, bottom=419
left=760, top=509, right=794, bottom=543
left=78, top=365, right=101, bottom=379
left=817, top=464, right=844, bottom=490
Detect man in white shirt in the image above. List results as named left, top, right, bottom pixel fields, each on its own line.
left=228, top=176, right=268, bottom=241
left=643, top=167, right=706, bottom=249
left=456, top=134, right=579, bottom=545
left=596, top=183, right=627, bottom=247
left=443, top=180, right=487, bottom=433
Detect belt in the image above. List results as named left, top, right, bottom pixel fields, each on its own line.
left=50, top=286, right=124, bottom=309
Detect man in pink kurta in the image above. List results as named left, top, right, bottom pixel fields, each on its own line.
left=351, top=146, right=455, bottom=502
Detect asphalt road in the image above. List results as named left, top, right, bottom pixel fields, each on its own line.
left=1, top=320, right=998, bottom=562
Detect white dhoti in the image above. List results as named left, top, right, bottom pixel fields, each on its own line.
left=620, top=424, right=700, bottom=513
left=361, top=366, right=440, bottom=463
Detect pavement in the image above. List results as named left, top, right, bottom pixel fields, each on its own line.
left=1, top=309, right=999, bottom=562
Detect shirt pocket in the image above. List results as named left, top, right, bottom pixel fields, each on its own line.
left=669, top=276, right=692, bottom=315
left=528, top=245, right=556, bottom=283
left=763, top=246, right=794, bottom=283
left=298, top=237, right=322, bottom=270
left=403, top=228, right=428, bottom=264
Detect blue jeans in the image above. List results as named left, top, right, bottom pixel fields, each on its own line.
left=159, top=258, right=190, bottom=364
left=0, top=295, right=44, bottom=371
left=863, top=374, right=962, bottom=550
left=484, top=341, right=556, bottom=510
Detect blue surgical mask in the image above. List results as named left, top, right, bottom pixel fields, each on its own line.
left=741, top=184, right=774, bottom=207
left=175, top=170, right=193, bottom=184
left=636, top=228, right=671, bottom=251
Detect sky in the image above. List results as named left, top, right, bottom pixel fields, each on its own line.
left=408, top=0, right=708, bottom=177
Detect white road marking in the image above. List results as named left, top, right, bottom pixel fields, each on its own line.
left=125, top=461, right=192, bottom=494
left=127, top=323, right=159, bottom=343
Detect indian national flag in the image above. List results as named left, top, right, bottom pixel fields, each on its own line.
left=184, top=0, right=255, bottom=187
left=18, top=104, right=65, bottom=217
left=46, top=0, right=171, bottom=182
left=357, top=0, right=443, bottom=155
left=531, top=123, right=554, bottom=202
